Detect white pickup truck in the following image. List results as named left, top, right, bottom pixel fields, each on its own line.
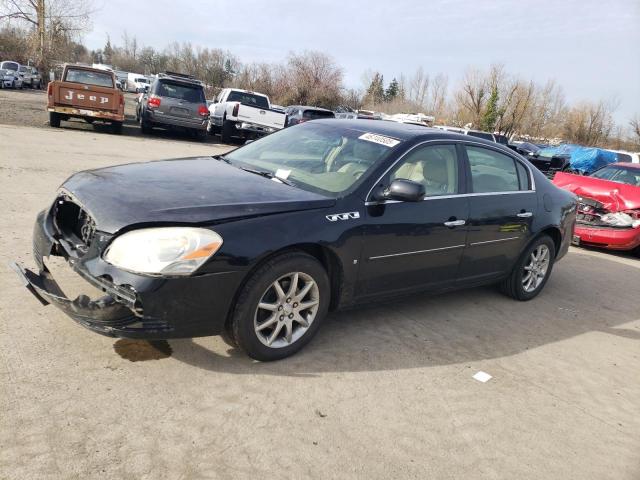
left=207, top=88, right=286, bottom=143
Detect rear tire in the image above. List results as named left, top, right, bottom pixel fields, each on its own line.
left=499, top=235, right=555, bottom=301
left=230, top=252, right=330, bottom=361
left=49, top=112, right=61, bottom=128
left=221, top=120, right=234, bottom=144
left=194, top=129, right=207, bottom=142
left=140, top=116, right=152, bottom=134
left=112, top=121, right=123, bottom=134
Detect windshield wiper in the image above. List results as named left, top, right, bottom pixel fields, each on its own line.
left=239, top=167, right=294, bottom=186
left=212, top=154, right=231, bottom=164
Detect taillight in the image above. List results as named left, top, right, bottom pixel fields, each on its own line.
left=232, top=102, right=240, bottom=117
left=47, top=83, right=52, bottom=96
left=147, top=96, right=161, bottom=108
left=119, top=94, right=124, bottom=106
left=198, top=105, right=209, bottom=116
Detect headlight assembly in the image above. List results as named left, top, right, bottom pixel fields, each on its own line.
left=103, top=227, right=223, bottom=275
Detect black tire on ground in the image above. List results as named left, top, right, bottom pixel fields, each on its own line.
left=11, top=81, right=15, bottom=89
left=206, top=121, right=219, bottom=136
left=221, top=120, right=234, bottom=144
left=193, top=129, right=207, bottom=142
left=140, top=117, right=152, bottom=134
left=112, top=121, right=123, bottom=134
left=499, top=234, right=556, bottom=301
left=49, top=111, right=61, bottom=128
left=230, top=251, right=330, bottom=361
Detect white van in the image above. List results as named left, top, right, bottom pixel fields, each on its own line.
left=126, top=73, right=150, bottom=93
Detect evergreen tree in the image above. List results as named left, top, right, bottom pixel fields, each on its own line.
left=103, top=36, right=113, bottom=65
left=366, top=72, right=385, bottom=104
left=385, top=77, right=399, bottom=101
left=480, top=85, right=499, bottom=131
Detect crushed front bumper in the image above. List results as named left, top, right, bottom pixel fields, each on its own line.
left=574, top=224, right=640, bottom=251
left=13, top=208, right=243, bottom=339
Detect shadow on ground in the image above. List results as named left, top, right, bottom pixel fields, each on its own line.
left=118, top=252, right=639, bottom=376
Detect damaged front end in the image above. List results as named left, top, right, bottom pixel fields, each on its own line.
left=11, top=193, right=172, bottom=337
left=573, top=195, right=640, bottom=250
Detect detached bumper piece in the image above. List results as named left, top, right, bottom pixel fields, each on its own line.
left=10, top=262, right=172, bottom=338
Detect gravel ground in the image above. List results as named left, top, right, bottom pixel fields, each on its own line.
left=0, top=87, right=223, bottom=143
left=0, top=103, right=639, bottom=479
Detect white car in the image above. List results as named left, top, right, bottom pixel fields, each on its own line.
left=207, top=88, right=286, bottom=143
left=0, top=61, right=23, bottom=89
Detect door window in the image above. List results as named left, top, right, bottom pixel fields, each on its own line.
left=466, top=146, right=529, bottom=192
left=389, top=144, right=459, bottom=197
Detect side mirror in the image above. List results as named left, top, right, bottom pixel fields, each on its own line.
left=382, top=179, right=425, bottom=202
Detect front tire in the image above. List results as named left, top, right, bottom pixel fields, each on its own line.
left=500, top=235, right=555, bottom=301
left=230, top=252, right=330, bottom=361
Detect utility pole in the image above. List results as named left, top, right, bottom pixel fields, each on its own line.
left=37, top=0, right=45, bottom=67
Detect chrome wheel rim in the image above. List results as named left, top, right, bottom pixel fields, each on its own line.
left=522, top=245, right=550, bottom=293
left=254, top=272, right=320, bottom=348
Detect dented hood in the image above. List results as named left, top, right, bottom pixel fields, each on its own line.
left=61, top=157, right=335, bottom=233
left=552, top=172, right=640, bottom=211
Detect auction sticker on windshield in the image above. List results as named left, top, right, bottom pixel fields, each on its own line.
left=359, top=132, right=401, bottom=148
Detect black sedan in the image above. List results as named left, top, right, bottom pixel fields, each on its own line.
left=13, top=120, right=576, bottom=361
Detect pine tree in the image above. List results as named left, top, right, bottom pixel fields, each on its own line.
left=366, top=72, right=385, bottom=105
left=385, top=77, right=399, bottom=101
left=480, top=85, right=499, bottom=131
left=103, top=36, right=113, bottom=65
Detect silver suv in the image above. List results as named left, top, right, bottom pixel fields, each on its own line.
left=136, top=72, right=209, bottom=140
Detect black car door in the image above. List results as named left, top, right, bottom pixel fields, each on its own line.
left=358, top=143, right=469, bottom=297
left=457, top=143, right=537, bottom=283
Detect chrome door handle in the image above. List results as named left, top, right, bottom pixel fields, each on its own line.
left=517, top=212, right=533, bottom=218
left=444, top=219, right=466, bottom=227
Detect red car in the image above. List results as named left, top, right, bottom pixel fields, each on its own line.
left=553, top=163, right=640, bottom=252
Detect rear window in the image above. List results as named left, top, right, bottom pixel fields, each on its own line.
left=303, top=109, right=335, bottom=120
left=64, top=68, right=114, bottom=88
left=227, top=91, right=269, bottom=109
left=616, top=153, right=632, bottom=163
left=157, top=81, right=205, bottom=103
left=467, top=131, right=495, bottom=141
left=1, top=61, right=19, bottom=71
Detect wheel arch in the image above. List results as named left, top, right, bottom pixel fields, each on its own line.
left=224, top=243, right=345, bottom=329
left=536, top=225, right=562, bottom=255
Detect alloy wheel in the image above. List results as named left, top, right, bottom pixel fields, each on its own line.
left=254, top=272, right=320, bottom=348
left=522, top=245, right=550, bottom=293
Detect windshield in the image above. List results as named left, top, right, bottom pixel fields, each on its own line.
left=227, top=91, right=270, bottom=109
left=224, top=123, right=398, bottom=196
left=1, top=61, right=19, bottom=72
left=590, top=166, right=640, bottom=187
left=64, top=68, right=114, bottom=88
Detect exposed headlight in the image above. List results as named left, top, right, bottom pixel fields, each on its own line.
left=600, top=212, right=640, bottom=228
left=103, top=227, right=223, bottom=276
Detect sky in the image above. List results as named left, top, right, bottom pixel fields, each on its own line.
left=84, top=0, right=640, bottom=124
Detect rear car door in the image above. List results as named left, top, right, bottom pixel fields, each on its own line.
left=457, top=143, right=537, bottom=283
left=358, top=143, right=469, bottom=296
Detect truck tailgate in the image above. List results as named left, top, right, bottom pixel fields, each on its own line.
left=55, top=83, right=118, bottom=111
left=237, top=105, right=286, bottom=129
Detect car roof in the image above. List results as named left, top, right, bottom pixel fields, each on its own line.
left=311, top=119, right=501, bottom=145
left=293, top=106, right=333, bottom=112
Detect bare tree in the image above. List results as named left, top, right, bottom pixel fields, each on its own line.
left=1, top=0, right=93, bottom=65
left=630, top=115, right=640, bottom=145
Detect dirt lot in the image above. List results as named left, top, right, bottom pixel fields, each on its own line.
left=0, top=87, right=224, bottom=143
left=1, top=97, right=640, bottom=479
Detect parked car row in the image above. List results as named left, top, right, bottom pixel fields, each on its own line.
left=0, top=61, right=42, bottom=89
